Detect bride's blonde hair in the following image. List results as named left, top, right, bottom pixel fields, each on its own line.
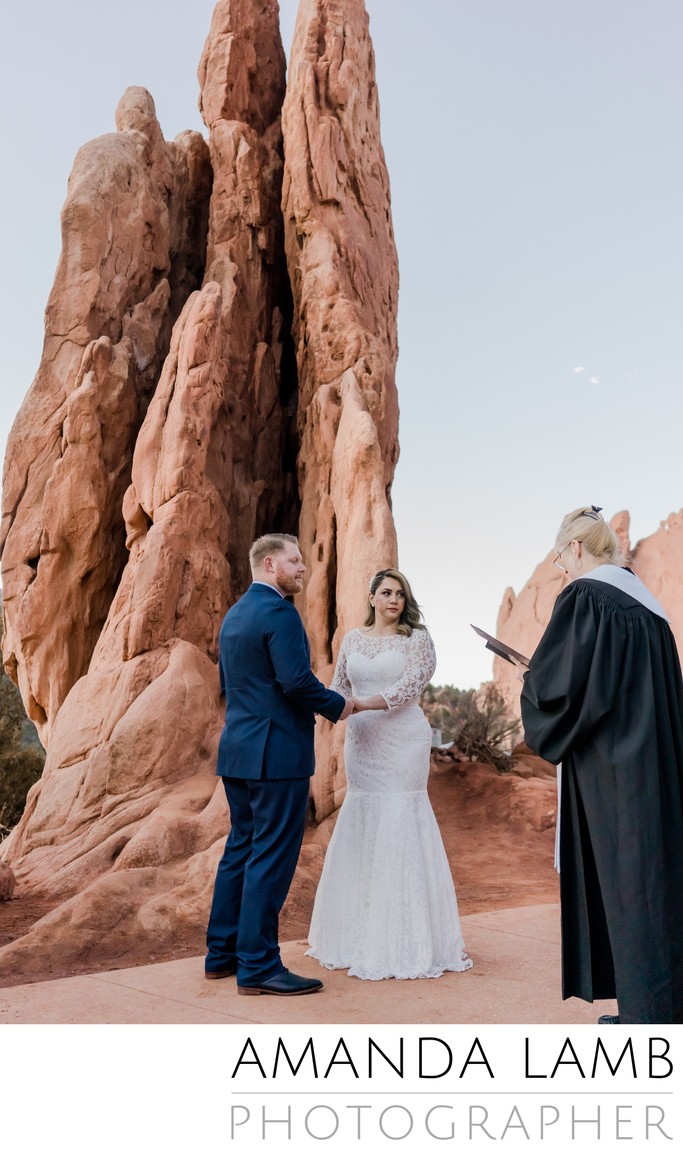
left=365, top=569, right=425, bottom=637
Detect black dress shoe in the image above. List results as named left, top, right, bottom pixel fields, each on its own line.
left=598, top=1014, right=620, bottom=1024
left=238, top=969, right=324, bottom=996
left=205, top=964, right=237, bottom=980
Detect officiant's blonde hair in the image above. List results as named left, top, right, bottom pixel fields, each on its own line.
left=365, top=569, right=426, bottom=637
left=555, top=508, right=624, bottom=566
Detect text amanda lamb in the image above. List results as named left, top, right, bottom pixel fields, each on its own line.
left=229, top=1032, right=675, bottom=1143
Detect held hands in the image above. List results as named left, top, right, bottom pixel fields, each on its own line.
left=509, top=656, right=528, bottom=684
left=351, top=695, right=389, bottom=712
left=339, top=695, right=391, bottom=719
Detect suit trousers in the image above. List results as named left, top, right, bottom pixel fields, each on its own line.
left=205, top=776, right=311, bottom=984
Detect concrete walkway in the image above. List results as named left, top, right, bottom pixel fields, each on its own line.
left=0, top=904, right=616, bottom=1025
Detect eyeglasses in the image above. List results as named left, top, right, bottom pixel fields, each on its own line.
left=553, top=543, right=572, bottom=572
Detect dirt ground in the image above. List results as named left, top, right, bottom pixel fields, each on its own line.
left=0, top=754, right=558, bottom=987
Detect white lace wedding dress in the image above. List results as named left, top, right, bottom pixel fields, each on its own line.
left=307, top=627, right=473, bottom=980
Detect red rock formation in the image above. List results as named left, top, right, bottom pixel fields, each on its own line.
left=198, top=0, right=300, bottom=594
left=0, top=88, right=211, bottom=743
left=631, top=510, right=683, bottom=646
left=495, top=554, right=568, bottom=714
left=0, top=287, right=231, bottom=979
left=282, top=0, right=400, bottom=815
left=0, top=863, right=15, bottom=901
left=0, top=0, right=400, bottom=978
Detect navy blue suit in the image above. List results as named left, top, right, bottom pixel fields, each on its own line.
left=205, top=582, right=346, bottom=984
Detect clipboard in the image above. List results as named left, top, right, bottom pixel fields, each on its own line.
left=470, top=625, right=530, bottom=667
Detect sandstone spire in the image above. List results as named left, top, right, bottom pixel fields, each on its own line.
left=1, top=88, right=211, bottom=742
left=198, top=0, right=299, bottom=595
left=282, top=0, right=400, bottom=814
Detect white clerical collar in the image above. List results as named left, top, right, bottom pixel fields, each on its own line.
left=251, top=580, right=285, bottom=598
left=578, top=564, right=669, bottom=622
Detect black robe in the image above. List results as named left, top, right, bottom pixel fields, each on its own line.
left=521, top=575, right=683, bottom=1023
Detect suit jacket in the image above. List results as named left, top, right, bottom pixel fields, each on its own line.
left=216, top=582, right=346, bottom=780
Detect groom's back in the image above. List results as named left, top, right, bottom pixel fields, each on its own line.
left=216, top=585, right=315, bottom=780
left=219, top=585, right=289, bottom=693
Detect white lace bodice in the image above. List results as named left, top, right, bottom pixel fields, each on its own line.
left=331, top=627, right=436, bottom=708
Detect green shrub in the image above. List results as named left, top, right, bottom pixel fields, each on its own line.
left=421, top=682, right=520, bottom=772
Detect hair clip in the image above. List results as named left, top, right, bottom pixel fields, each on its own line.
left=583, top=505, right=603, bottom=520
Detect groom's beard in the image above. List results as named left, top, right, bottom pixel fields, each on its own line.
left=275, top=572, right=305, bottom=597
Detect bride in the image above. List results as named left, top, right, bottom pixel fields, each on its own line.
left=307, top=568, right=473, bottom=980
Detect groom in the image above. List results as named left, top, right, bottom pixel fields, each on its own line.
left=205, top=533, right=353, bottom=995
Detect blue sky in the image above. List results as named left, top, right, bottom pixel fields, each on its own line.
left=2, top=0, right=682, bottom=685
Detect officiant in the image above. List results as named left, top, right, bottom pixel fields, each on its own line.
left=518, top=505, right=683, bottom=1024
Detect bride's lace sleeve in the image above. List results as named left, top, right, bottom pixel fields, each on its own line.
left=330, top=631, right=352, bottom=696
left=382, top=628, right=437, bottom=709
